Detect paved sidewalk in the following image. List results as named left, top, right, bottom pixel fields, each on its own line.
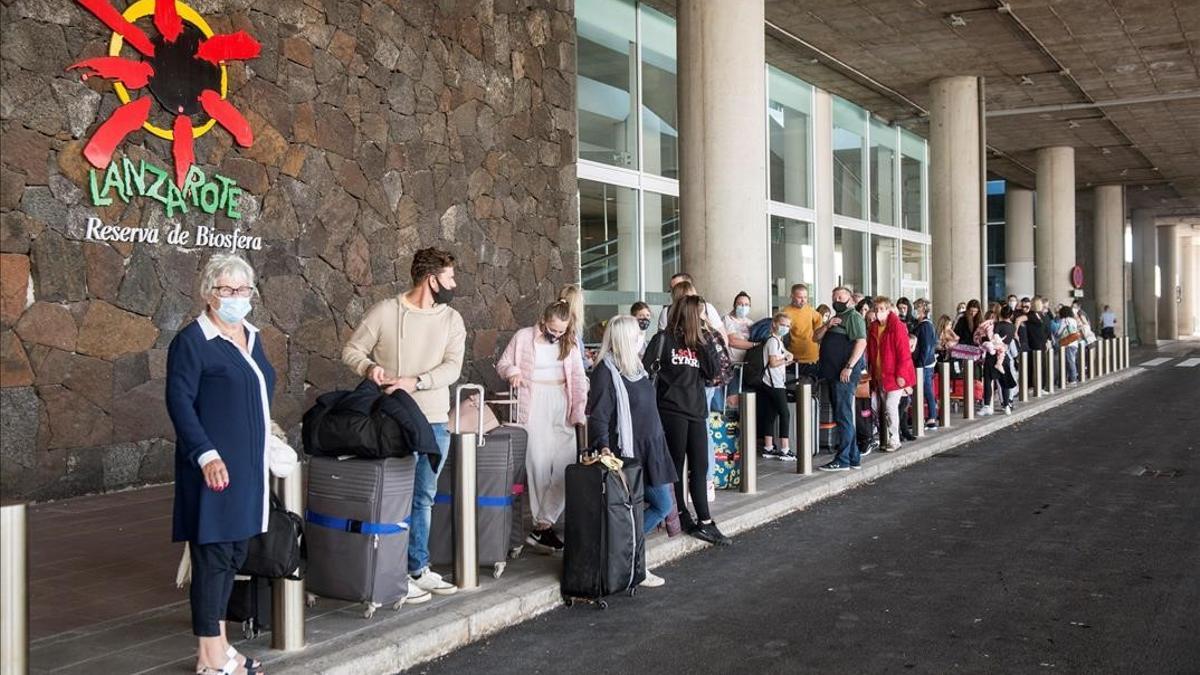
left=25, top=361, right=1144, bottom=674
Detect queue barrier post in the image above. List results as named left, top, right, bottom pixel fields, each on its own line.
left=1033, top=349, right=1044, bottom=398
left=1, top=502, right=28, bottom=675
left=1019, top=352, right=1030, bottom=403
left=1080, top=342, right=1088, bottom=384
left=740, top=391, right=758, bottom=492
left=795, top=382, right=814, bottom=475
left=914, top=367, right=925, bottom=439
left=938, top=362, right=952, bottom=429
left=272, top=467, right=306, bottom=651
left=1091, top=341, right=1099, bottom=378
left=1125, top=336, right=1131, bottom=369
left=963, top=358, right=976, bottom=420
left=1059, top=346, right=1069, bottom=389
left=452, top=385, right=484, bottom=591
left=1046, top=348, right=1056, bottom=394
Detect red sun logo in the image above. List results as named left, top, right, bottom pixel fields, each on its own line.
left=68, top=0, right=261, bottom=187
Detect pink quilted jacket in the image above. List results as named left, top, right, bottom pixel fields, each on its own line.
left=495, top=326, right=588, bottom=426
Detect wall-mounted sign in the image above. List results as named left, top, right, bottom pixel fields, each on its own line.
left=69, top=0, right=260, bottom=215
left=1070, top=265, right=1085, bottom=290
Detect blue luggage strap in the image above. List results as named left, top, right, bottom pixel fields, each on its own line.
left=305, top=509, right=410, bottom=535
left=433, top=493, right=513, bottom=508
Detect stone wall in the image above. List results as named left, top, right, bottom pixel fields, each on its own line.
left=0, top=0, right=578, bottom=501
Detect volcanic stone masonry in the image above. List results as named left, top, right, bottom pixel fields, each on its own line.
left=0, top=0, right=579, bottom=501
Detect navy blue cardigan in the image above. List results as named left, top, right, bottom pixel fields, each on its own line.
left=167, top=319, right=276, bottom=544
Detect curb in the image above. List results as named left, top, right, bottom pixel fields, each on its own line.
left=273, top=367, right=1145, bottom=675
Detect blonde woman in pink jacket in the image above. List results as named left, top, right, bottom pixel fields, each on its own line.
left=496, top=300, right=589, bottom=553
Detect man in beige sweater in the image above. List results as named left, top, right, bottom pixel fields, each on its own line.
left=342, top=247, right=466, bottom=603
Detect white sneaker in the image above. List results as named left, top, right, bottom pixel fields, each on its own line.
left=640, top=570, right=666, bottom=588
left=412, top=569, right=457, bottom=596
left=404, top=581, right=432, bottom=604
left=977, top=405, right=993, bottom=417
left=1003, top=405, right=1013, bottom=415
left=706, top=479, right=716, bottom=503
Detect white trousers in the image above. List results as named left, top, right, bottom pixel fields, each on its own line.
left=525, top=383, right=575, bottom=529
left=871, top=388, right=904, bottom=449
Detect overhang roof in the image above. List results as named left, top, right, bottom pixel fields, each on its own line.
left=759, top=0, right=1200, bottom=217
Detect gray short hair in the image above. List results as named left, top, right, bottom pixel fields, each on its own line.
left=199, top=253, right=255, bottom=299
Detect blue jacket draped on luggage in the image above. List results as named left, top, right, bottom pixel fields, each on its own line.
left=167, top=316, right=275, bottom=545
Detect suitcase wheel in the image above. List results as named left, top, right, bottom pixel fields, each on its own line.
left=597, top=599, right=608, bottom=610
left=363, top=603, right=379, bottom=619
left=492, top=562, right=507, bottom=579
left=392, top=600, right=405, bottom=611
left=628, top=587, right=637, bottom=597
left=305, top=593, right=317, bottom=608
left=508, top=545, right=524, bottom=560
left=242, top=620, right=257, bottom=640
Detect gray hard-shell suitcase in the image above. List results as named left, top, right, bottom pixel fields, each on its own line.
left=304, top=455, right=416, bottom=618
left=430, top=387, right=529, bottom=579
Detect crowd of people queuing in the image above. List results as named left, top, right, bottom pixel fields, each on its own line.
left=166, top=246, right=1117, bottom=674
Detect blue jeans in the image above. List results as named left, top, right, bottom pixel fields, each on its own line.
left=643, top=483, right=672, bottom=534
left=408, top=422, right=451, bottom=575
left=831, top=363, right=865, bottom=466
left=1064, top=345, right=1079, bottom=383
left=923, top=366, right=938, bottom=421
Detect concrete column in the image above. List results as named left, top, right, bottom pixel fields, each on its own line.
left=1157, top=225, right=1179, bottom=340
left=929, top=76, right=982, bottom=307
left=1092, top=184, right=1125, bottom=333
left=813, top=90, right=835, bottom=301
left=1005, top=186, right=1035, bottom=298
left=1180, top=235, right=1196, bottom=337
left=1034, top=146, right=1076, bottom=306
left=677, top=0, right=769, bottom=310
left=1131, top=209, right=1157, bottom=345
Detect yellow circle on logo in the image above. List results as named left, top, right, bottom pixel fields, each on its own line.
left=106, top=0, right=229, bottom=141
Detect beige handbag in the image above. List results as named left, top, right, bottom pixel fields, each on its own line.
left=448, top=392, right=501, bottom=434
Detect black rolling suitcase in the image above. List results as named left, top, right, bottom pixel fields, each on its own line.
left=561, top=457, right=646, bottom=608
left=227, top=576, right=271, bottom=639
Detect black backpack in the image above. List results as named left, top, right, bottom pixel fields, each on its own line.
left=742, top=341, right=769, bottom=389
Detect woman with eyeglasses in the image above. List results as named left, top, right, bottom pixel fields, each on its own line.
left=496, top=301, right=589, bottom=554
left=166, top=254, right=272, bottom=675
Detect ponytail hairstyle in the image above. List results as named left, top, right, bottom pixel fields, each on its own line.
left=542, top=300, right=576, bottom=361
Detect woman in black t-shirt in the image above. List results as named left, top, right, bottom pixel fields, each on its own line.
left=643, top=296, right=729, bottom=546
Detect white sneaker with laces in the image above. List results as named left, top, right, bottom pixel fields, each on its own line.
left=412, top=569, right=457, bottom=596
left=404, top=580, right=432, bottom=604
left=640, top=570, right=666, bottom=588
left=1004, top=405, right=1013, bottom=415
left=977, top=405, right=993, bottom=416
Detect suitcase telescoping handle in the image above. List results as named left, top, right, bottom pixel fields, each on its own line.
left=454, top=384, right=487, bottom=447
left=485, top=387, right=520, bottom=424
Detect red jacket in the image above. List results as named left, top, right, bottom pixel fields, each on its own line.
left=866, top=311, right=917, bottom=393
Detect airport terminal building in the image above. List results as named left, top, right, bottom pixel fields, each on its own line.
left=1, top=0, right=1197, bottom=500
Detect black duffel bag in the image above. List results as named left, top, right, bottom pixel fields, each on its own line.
left=240, top=494, right=305, bottom=580
left=302, top=380, right=438, bottom=460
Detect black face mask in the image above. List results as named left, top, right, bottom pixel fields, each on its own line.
left=430, top=277, right=455, bottom=305
left=833, top=300, right=848, bottom=313
left=542, top=327, right=562, bottom=344
left=637, top=318, right=651, bottom=331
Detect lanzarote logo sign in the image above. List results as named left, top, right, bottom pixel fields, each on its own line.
left=69, top=0, right=263, bottom=248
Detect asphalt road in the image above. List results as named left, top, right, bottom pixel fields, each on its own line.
left=414, top=345, right=1200, bottom=675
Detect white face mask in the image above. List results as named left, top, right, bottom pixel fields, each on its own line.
left=215, top=296, right=252, bottom=324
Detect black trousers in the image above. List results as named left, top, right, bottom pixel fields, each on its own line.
left=660, top=411, right=711, bottom=522
left=756, top=385, right=790, bottom=441
left=189, top=539, right=248, bottom=637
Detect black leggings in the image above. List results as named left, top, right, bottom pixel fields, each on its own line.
left=756, top=385, right=790, bottom=441
left=660, top=412, right=711, bottom=522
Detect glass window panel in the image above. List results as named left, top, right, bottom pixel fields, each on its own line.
left=987, top=223, right=1006, bottom=266
left=987, top=266, right=1007, bottom=304
left=834, top=227, right=866, bottom=295
left=579, top=180, right=639, bottom=295
left=870, top=235, right=899, bottom=300
left=770, top=216, right=815, bottom=308
left=768, top=67, right=812, bottom=208
left=576, top=0, right=638, bottom=169
left=833, top=97, right=866, bottom=219
left=869, top=118, right=897, bottom=226
left=900, top=128, right=925, bottom=232
left=640, top=5, right=677, bottom=178
left=901, top=241, right=928, bottom=301
left=643, top=191, right=680, bottom=310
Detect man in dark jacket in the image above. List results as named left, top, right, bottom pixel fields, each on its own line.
left=912, top=298, right=938, bottom=429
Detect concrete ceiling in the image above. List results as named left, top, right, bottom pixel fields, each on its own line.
left=758, top=0, right=1200, bottom=217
